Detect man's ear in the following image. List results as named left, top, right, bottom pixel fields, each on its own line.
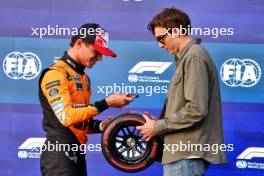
left=74, top=39, right=84, bottom=48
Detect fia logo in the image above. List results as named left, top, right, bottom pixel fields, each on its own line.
left=3, top=52, right=41, bottom=80
left=220, top=58, right=261, bottom=87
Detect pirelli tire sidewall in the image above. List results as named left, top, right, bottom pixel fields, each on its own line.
left=101, top=112, right=160, bottom=173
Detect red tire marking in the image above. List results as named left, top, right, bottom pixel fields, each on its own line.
left=111, top=159, right=146, bottom=170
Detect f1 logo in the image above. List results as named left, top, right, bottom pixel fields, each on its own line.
left=237, top=147, right=264, bottom=160
left=18, top=137, right=46, bottom=152
left=129, top=61, right=172, bottom=74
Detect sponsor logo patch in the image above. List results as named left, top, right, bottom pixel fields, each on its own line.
left=49, top=88, right=59, bottom=97
left=45, top=80, right=60, bottom=89
left=50, top=97, right=62, bottom=104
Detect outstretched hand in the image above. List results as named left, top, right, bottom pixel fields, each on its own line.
left=136, top=112, right=157, bottom=141
left=105, top=93, right=134, bottom=108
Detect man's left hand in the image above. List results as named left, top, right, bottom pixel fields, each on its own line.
left=136, top=112, right=157, bottom=141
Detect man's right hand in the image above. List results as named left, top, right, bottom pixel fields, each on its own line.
left=105, top=93, right=134, bottom=107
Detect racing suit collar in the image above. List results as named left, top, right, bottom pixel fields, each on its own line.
left=61, top=52, right=85, bottom=74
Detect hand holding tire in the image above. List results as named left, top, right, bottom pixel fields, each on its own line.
left=136, top=112, right=157, bottom=142
left=101, top=111, right=162, bottom=173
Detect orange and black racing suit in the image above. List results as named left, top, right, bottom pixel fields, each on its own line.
left=39, top=52, right=108, bottom=176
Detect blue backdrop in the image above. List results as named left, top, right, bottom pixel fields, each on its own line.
left=0, top=0, right=263, bottom=176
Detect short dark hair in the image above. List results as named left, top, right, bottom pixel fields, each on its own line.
left=69, top=35, right=79, bottom=47
left=69, top=23, right=99, bottom=47
left=147, top=7, right=191, bottom=35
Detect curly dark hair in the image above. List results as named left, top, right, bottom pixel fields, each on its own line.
left=148, top=7, right=191, bottom=35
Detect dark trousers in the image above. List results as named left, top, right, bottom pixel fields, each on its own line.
left=40, top=151, right=87, bottom=176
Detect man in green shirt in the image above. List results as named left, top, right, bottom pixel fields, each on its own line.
left=137, top=7, right=226, bottom=176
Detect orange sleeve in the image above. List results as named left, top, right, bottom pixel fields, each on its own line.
left=41, top=69, right=99, bottom=127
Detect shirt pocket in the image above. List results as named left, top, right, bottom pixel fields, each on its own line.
left=170, top=74, right=182, bottom=88
left=168, top=74, right=182, bottom=99
left=171, top=74, right=181, bottom=85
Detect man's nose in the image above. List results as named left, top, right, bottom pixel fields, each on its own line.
left=159, top=42, right=165, bottom=48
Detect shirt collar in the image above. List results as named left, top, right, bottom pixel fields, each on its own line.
left=175, top=38, right=201, bottom=62
left=61, top=52, right=85, bottom=74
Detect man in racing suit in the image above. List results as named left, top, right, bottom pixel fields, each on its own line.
left=39, top=23, right=134, bottom=176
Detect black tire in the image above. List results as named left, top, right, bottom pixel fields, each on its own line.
left=101, top=111, right=161, bottom=173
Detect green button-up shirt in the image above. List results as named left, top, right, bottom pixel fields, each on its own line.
left=154, top=39, right=227, bottom=164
